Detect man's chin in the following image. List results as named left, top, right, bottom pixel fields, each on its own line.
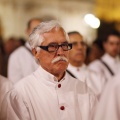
left=75, top=58, right=84, bottom=62
left=56, top=61, right=68, bottom=67
left=110, top=53, right=118, bottom=57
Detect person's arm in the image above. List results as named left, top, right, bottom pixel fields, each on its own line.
left=86, top=70, right=106, bottom=99
left=0, top=89, right=30, bottom=120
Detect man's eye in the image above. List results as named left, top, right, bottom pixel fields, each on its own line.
left=72, top=42, right=77, bottom=45
left=48, top=44, right=58, bottom=49
left=49, top=45, right=55, bottom=47
left=62, top=43, right=68, bottom=46
left=81, top=42, right=85, bottom=45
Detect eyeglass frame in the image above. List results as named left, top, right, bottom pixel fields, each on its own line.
left=38, top=42, right=72, bottom=52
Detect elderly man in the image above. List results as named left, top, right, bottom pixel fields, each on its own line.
left=8, top=18, right=42, bottom=83
left=4, top=20, right=97, bottom=120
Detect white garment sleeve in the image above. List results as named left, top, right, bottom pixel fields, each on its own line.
left=1, top=89, right=30, bottom=120
left=93, top=77, right=120, bottom=120
left=86, top=70, right=106, bottom=99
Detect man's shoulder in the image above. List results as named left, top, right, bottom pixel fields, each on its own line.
left=9, top=46, right=32, bottom=62
left=89, top=59, right=101, bottom=66
left=7, top=73, right=37, bottom=100
left=10, top=46, right=28, bottom=57
left=88, top=59, right=104, bottom=72
left=14, top=74, right=35, bottom=89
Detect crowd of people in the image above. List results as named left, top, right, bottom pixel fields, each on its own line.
left=0, top=18, right=120, bottom=120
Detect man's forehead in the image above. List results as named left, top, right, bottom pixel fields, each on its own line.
left=108, top=35, right=120, bottom=42
left=69, top=34, right=83, bottom=41
left=41, top=29, right=67, bottom=44
left=43, top=28, right=65, bottom=36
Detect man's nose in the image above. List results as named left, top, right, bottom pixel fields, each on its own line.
left=56, top=46, right=64, bottom=54
left=76, top=43, right=83, bottom=49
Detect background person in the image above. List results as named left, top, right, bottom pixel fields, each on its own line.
left=8, top=18, right=42, bottom=83
left=85, top=39, right=104, bottom=65
left=88, top=31, right=120, bottom=83
left=67, top=31, right=105, bottom=98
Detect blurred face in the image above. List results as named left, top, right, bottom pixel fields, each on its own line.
left=88, top=44, right=104, bottom=62
left=26, top=19, right=41, bottom=36
left=104, top=35, right=120, bottom=57
left=69, top=33, right=86, bottom=66
left=34, top=28, right=70, bottom=78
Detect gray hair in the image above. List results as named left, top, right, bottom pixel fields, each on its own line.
left=28, top=20, right=69, bottom=52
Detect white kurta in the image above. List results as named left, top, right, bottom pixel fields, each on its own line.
left=3, top=66, right=97, bottom=120
left=93, top=74, right=120, bottom=120
left=67, top=64, right=105, bottom=98
left=88, top=53, right=120, bottom=81
left=0, top=75, right=13, bottom=112
left=8, top=42, right=38, bottom=83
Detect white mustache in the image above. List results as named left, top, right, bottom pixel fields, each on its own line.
left=52, top=56, right=68, bottom=64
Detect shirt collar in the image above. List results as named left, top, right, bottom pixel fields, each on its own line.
left=33, top=66, right=66, bottom=85
left=68, top=63, right=87, bottom=71
left=25, top=42, right=31, bottom=50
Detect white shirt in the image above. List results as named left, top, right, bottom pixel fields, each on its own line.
left=67, top=64, right=105, bottom=98
left=93, top=74, right=120, bottom=120
left=3, top=66, right=97, bottom=120
left=0, top=75, right=13, bottom=112
left=88, top=53, right=120, bottom=82
left=67, top=64, right=87, bottom=80
left=8, top=42, right=38, bottom=83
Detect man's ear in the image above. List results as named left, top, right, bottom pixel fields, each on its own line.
left=32, top=48, right=37, bottom=56
left=32, top=48, right=40, bottom=62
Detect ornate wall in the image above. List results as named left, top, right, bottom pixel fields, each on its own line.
left=0, top=0, right=96, bottom=44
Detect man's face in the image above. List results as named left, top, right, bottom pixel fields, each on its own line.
left=104, top=35, right=120, bottom=57
left=35, top=28, right=69, bottom=76
left=69, top=33, right=86, bottom=65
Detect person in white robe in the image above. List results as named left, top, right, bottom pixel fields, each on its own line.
left=8, top=18, right=42, bottom=83
left=88, top=31, right=120, bottom=82
left=67, top=31, right=105, bottom=98
left=92, top=73, right=120, bottom=120
left=3, top=20, right=97, bottom=120
left=0, top=75, right=13, bottom=118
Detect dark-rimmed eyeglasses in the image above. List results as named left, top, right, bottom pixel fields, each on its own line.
left=38, top=43, right=72, bottom=52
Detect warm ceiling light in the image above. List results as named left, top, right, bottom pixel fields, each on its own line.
left=84, top=14, right=100, bottom=29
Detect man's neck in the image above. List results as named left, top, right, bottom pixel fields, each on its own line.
left=54, top=72, right=65, bottom=82
left=69, top=60, right=83, bottom=67
left=106, top=53, right=118, bottom=59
